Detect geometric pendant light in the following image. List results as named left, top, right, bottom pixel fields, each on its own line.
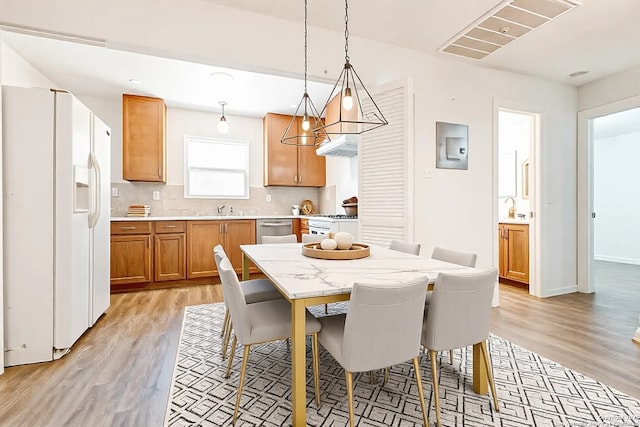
left=281, top=0, right=329, bottom=146
left=314, top=0, right=388, bottom=136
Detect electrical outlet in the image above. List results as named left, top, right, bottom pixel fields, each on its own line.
left=266, top=194, right=272, bottom=203
left=152, top=191, right=160, bottom=200
left=111, top=187, right=119, bottom=197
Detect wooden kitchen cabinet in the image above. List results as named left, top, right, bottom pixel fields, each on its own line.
left=122, top=94, right=167, bottom=183
left=110, top=221, right=153, bottom=286
left=187, top=219, right=256, bottom=278
left=263, top=113, right=326, bottom=187
left=153, top=221, right=186, bottom=281
left=498, top=223, right=529, bottom=284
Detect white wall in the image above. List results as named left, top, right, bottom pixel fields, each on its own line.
left=326, top=156, right=358, bottom=214
left=579, top=65, right=640, bottom=111
left=0, top=41, right=57, bottom=88
left=593, top=131, right=640, bottom=264
left=0, top=0, right=580, bottom=297
left=0, top=33, right=4, bottom=375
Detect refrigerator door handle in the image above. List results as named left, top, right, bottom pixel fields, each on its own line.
left=89, top=152, right=101, bottom=228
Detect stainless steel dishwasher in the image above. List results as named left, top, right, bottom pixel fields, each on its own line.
left=255, top=218, right=294, bottom=243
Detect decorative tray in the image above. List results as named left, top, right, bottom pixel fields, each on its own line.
left=302, top=243, right=370, bottom=260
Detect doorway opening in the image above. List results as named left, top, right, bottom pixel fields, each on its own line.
left=497, top=108, right=538, bottom=296
left=579, top=104, right=640, bottom=294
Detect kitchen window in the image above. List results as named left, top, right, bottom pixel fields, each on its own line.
left=184, top=136, right=249, bottom=199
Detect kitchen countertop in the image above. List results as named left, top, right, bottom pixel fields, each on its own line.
left=111, top=215, right=314, bottom=221
left=499, top=218, right=529, bottom=224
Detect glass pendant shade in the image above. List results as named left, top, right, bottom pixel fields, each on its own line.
left=217, top=116, right=228, bottom=134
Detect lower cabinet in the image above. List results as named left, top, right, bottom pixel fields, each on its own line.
left=111, top=219, right=257, bottom=289
left=154, top=221, right=186, bottom=281
left=110, top=221, right=153, bottom=285
left=186, top=219, right=257, bottom=279
left=498, top=223, right=529, bottom=284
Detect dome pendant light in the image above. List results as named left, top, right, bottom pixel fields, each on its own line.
left=281, top=0, right=328, bottom=146
left=217, top=101, right=229, bottom=134
left=315, top=0, right=388, bottom=135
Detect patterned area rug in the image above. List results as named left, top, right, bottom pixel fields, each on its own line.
left=165, top=303, right=640, bottom=426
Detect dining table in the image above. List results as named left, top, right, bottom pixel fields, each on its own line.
left=241, top=242, right=490, bottom=427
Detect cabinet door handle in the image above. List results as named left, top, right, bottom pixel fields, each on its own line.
left=163, top=225, right=177, bottom=228
left=298, top=175, right=302, bottom=183
left=120, top=226, right=136, bottom=230
left=225, top=223, right=228, bottom=233
left=219, top=223, right=223, bottom=234
left=294, top=175, right=298, bottom=183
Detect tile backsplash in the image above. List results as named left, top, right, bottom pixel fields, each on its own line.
left=110, top=182, right=324, bottom=217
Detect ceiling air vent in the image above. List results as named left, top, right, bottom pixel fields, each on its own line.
left=438, top=0, right=582, bottom=60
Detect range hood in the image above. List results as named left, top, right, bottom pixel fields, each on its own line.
left=316, top=134, right=359, bottom=157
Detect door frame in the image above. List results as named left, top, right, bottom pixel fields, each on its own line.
left=493, top=98, right=542, bottom=298
left=577, top=94, right=640, bottom=293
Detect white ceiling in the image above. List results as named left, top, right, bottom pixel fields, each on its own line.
left=2, top=0, right=640, bottom=120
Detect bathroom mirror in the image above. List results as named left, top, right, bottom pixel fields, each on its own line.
left=522, top=159, right=530, bottom=199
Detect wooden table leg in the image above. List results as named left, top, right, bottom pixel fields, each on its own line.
left=473, top=343, right=488, bottom=394
left=291, top=298, right=307, bottom=426
left=241, top=252, right=249, bottom=281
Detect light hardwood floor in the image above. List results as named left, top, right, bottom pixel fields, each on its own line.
left=1, top=262, right=639, bottom=426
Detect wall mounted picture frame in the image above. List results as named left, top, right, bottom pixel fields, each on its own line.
left=436, top=121, right=469, bottom=170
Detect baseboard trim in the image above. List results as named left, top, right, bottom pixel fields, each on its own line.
left=594, top=255, right=640, bottom=266
left=541, top=285, right=578, bottom=297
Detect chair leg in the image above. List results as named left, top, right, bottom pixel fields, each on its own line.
left=225, top=335, right=238, bottom=378
left=311, top=333, right=321, bottom=408
left=345, top=370, right=355, bottom=427
left=429, top=350, right=442, bottom=427
left=221, top=308, right=229, bottom=338
left=480, top=341, right=500, bottom=412
left=383, top=367, right=389, bottom=385
left=232, top=345, right=251, bottom=426
left=324, top=303, right=328, bottom=314
left=449, top=349, right=454, bottom=364
left=412, top=357, right=430, bottom=426
left=222, top=320, right=233, bottom=359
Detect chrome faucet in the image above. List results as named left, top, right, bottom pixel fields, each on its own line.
left=217, top=204, right=226, bottom=214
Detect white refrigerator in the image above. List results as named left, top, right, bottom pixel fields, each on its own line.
left=2, top=86, right=111, bottom=366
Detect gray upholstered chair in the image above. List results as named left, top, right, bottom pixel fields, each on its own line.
left=421, top=269, right=500, bottom=427
left=431, top=246, right=477, bottom=267
left=215, top=253, right=322, bottom=425
left=316, top=277, right=430, bottom=427
left=260, top=234, right=297, bottom=244
left=428, top=246, right=478, bottom=363
left=213, top=245, right=283, bottom=360
left=389, top=239, right=421, bottom=255
left=302, top=233, right=324, bottom=243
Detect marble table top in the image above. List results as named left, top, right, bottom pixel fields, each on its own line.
left=241, top=243, right=478, bottom=299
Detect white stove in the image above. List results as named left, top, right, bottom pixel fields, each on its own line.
left=307, top=215, right=359, bottom=240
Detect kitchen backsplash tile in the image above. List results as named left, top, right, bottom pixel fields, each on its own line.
left=110, top=182, right=320, bottom=217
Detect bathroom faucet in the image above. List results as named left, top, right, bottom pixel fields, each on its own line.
left=505, top=197, right=516, bottom=219
left=217, top=204, right=226, bottom=214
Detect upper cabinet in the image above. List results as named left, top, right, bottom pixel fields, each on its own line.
left=122, top=94, right=167, bottom=183
left=263, top=113, right=326, bottom=187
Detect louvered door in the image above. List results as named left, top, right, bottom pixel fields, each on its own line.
left=359, top=79, right=414, bottom=245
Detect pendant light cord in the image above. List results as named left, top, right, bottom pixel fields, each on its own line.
left=304, top=0, right=308, bottom=95
left=344, top=0, right=350, bottom=62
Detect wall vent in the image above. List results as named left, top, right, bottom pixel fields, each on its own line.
left=438, top=0, right=582, bottom=60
